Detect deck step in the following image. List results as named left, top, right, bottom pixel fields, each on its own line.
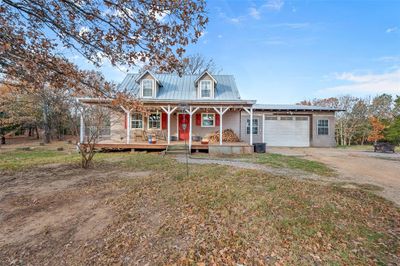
left=167, top=145, right=189, bottom=151
left=165, top=144, right=189, bottom=155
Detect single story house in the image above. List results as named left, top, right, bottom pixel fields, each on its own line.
left=78, top=70, right=340, bottom=152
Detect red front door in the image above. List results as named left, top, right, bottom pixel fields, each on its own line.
left=178, top=114, right=190, bottom=140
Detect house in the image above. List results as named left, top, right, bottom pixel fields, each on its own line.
left=78, top=71, right=340, bottom=153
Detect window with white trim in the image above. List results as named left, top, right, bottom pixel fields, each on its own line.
left=142, top=79, right=153, bottom=98
left=246, top=119, right=259, bottom=134
left=202, top=113, right=215, bottom=127
left=317, top=119, right=329, bottom=135
left=148, top=113, right=161, bottom=129
left=131, top=113, right=143, bottom=129
left=200, top=80, right=212, bottom=98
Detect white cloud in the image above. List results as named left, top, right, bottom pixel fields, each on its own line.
left=377, top=55, right=400, bottom=63
left=217, top=34, right=223, bottom=39
left=318, top=69, right=400, bottom=95
left=229, top=17, right=243, bottom=24
left=264, top=0, right=285, bottom=11
left=249, top=7, right=261, bottom=19
left=268, top=22, right=310, bottom=29
left=386, top=27, right=398, bottom=33
left=262, top=37, right=287, bottom=45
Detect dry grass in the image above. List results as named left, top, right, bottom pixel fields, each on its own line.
left=0, top=144, right=399, bottom=265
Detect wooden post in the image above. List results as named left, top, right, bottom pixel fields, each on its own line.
left=243, top=107, right=254, bottom=145
left=121, top=106, right=131, bottom=144
left=213, top=107, right=230, bottom=145
left=161, top=105, right=178, bottom=144
left=185, top=106, right=199, bottom=150
left=262, top=113, right=265, bottom=143
left=80, top=112, right=84, bottom=144
left=250, top=107, right=253, bottom=145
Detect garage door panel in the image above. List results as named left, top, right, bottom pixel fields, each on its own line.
left=264, top=116, right=310, bottom=147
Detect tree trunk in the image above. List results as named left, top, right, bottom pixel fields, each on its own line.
left=42, top=102, right=51, bottom=143
left=35, top=126, right=40, bottom=139
left=1, top=136, right=5, bottom=145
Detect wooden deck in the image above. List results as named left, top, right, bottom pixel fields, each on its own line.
left=88, top=141, right=251, bottom=151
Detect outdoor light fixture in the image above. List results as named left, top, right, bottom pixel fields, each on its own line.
left=179, top=103, right=189, bottom=177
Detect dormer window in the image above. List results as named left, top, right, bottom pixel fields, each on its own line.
left=200, top=80, right=212, bottom=98
left=142, top=79, right=154, bottom=98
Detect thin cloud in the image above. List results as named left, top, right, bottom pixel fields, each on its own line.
left=318, top=69, right=400, bottom=95
left=386, top=27, right=398, bottom=33
left=264, top=0, right=285, bottom=11
left=268, top=22, right=310, bottom=29
left=248, top=7, right=261, bottom=19
left=377, top=55, right=400, bottom=63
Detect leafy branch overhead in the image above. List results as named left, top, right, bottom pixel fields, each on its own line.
left=0, top=0, right=208, bottom=74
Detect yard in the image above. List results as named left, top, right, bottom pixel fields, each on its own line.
left=0, top=142, right=399, bottom=265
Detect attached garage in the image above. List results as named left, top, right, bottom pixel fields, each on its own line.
left=264, top=116, right=310, bottom=147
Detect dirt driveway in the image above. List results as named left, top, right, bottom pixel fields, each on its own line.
left=269, top=147, right=400, bottom=205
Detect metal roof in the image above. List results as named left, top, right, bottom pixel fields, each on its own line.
left=254, top=104, right=343, bottom=111
left=119, top=73, right=242, bottom=101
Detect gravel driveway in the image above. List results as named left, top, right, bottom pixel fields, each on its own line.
left=269, top=147, right=400, bottom=205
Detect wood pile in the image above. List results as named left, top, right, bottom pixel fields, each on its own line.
left=208, top=129, right=240, bottom=143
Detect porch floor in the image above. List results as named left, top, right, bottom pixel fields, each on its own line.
left=92, top=140, right=251, bottom=151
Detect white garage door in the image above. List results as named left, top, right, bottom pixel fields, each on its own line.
left=264, top=116, right=310, bottom=147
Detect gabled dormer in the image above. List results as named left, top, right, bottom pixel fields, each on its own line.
left=135, top=70, right=160, bottom=98
left=195, top=71, right=217, bottom=99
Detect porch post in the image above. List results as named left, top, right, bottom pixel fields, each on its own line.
left=127, top=112, right=131, bottom=144
left=213, top=107, right=230, bottom=145
left=186, top=106, right=199, bottom=150
left=121, top=106, right=131, bottom=144
left=80, top=111, right=85, bottom=144
left=161, top=105, right=178, bottom=145
left=189, top=106, right=193, bottom=149
left=250, top=107, right=253, bottom=145
left=262, top=113, right=265, bottom=143
left=243, top=107, right=254, bottom=145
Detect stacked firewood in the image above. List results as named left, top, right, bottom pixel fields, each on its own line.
left=208, top=129, right=240, bottom=143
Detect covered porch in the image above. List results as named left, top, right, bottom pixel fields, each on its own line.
left=79, top=99, right=256, bottom=153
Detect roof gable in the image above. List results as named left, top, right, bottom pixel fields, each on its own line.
left=194, top=71, right=217, bottom=85
left=134, top=70, right=160, bottom=84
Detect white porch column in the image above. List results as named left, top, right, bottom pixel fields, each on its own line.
left=186, top=106, right=199, bottom=150
left=250, top=107, right=253, bottom=145
left=161, top=105, right=178, bottom=144
left=243, top=107, right=254, bottom=145
left=121, top=106, right=131, bottom=144
left=213, top=107, right=230, bottom=145
left=262, top=113, right=265, bottom=143
left=80, top=111, right=85, bottom=144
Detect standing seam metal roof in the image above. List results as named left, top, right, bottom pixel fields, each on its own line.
left=118, top=73, right=242, bottom=101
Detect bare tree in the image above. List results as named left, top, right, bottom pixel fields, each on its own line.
left=75, top=105, right=111, bottom=169
left=142, top=53, right=222, bottom=75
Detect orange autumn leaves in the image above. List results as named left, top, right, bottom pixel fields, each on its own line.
left=367, top=116, right=385, bottom=143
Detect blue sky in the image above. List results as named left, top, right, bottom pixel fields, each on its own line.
left=73, top=0, right=400, bottom=104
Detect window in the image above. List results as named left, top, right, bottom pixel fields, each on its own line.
left=200, top=80, right=212, bottom=98
left=131, top=113, right=143, bottom=129
left=295, top=117, right=308, bottom=121
left=280, top=117, right=293, bottom=120
left=148, top=113, right=161, bottom=129
left=246, top=119, right=259, bottom=134
left=265, top=116, right=278, bottom=120
left=202, top=113, right=215, bottom=127
left=142, top=79, right=153, bottom=98
left=317, top=119, right=329, bottom=135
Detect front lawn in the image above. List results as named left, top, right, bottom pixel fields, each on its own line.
left=0, top=147, right=398, bottom=265
left=254, top=153, right=335, bottom=176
